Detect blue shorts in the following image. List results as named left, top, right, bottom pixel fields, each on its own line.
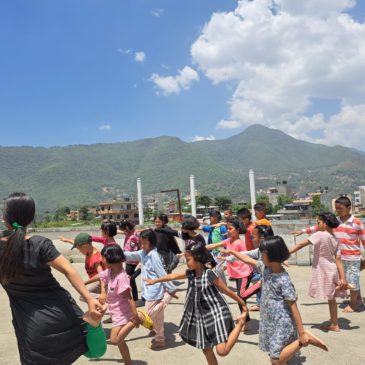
left=343, top=260, right=361, bottom=291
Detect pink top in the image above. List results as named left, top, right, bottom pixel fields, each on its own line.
left=123, top=231, right=140, bottom=265
left=91, top=235, right=117, bottom=247
left=223, top=238, right=252, bottom=279
left=99, top=269, right=132, bottom=322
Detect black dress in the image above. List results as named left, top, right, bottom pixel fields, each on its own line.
left=0, top=236, right=87, bottom=365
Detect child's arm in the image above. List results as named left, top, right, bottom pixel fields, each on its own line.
left=124, top=250, right=143, bottom=263
left=58, top=236, right=74, bottom=245
left=99, top=281, right=107, bottom=305
left=123, top=290, right=139, bottom=325
left=221, top=249, right=258, bottom=266
left=84, top=262, right=104, bottom=285
left=212, top=276, right=248, bottom=313
left=335, top=254, right=347, bottom=289
left=287, top=300, right=309, bottom=346
left=144, top=271, right=187, bottom=285
left=206, top=241, right=225, bottom=250
left=289, top=239, right=311, bottom=254
left=290, top=226, right=318, bottom=236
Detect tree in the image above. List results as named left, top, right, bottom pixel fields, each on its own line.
left=311, top=195, right=327, bottom=217
left=214, top=196, right=232, bottom=210
left=256, top=195, right=274, bottom=214
left=196, top=195, right=212, bottom=207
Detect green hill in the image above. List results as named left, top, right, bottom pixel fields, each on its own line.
left=1, top=124, right=364, bottom=212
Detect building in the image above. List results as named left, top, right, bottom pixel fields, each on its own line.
left=67, top=210, right=80, bottom=221
left=98, top=198, right=139, bottom=221
left=354, top=186, right=365, bottom=209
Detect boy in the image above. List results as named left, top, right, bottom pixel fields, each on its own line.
left=237, top=207, right=256, bottom=251
left=254, top=203, right=273, bottom=230
left=59, top=233, right=105, bottom=299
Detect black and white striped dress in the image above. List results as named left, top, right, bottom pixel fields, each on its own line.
left=179, top=269, right=234, bottom=349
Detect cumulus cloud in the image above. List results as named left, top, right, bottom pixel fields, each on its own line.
left=99, top=124, right=112, bottom=131
left=150, top=66, right=199, bottom=95
left=134, top=51, right=146, bottom=62
left=192, top=135, right=216, bottom=142
left=190, top=0, right=365, bottom=149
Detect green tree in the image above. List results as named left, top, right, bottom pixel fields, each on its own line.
left=311, top=195, right=327, bottom=217
left=196, top=195, right=212, bottom=207
left=214, top=196, right=232, bottom=210
left=256, top=195, right=274, bottom=214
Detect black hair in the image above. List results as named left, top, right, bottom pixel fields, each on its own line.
left=119, top=219, right=135, bottom=231
left=317, top=212, right=340, bottom=229
left=259, top=236, right=289, bottom=263
left=224, top=209, right=232, bottom=214
left=253, top=203, right=266, bottom=212
left=154, top=213, right=169, bottom=226
left=181, top=216, right=200, bottom=231
left=209, top=210, right=222, bottom=221
left=101, top=244, right=125, bottom=264
left=140, top=229, right=157, bottom=248
left=254, top=225, right=274, bottom=238
left=185, top=242, right=216, bottom=268
left=335, top=196, right=351, bottom=208
left=101, top=221, right=117, bottom=237
left=227, top=217, right=246, bottom=234
left=0, top=192, right=35, bottom=284
left=236, top=207, right=252, bottom=220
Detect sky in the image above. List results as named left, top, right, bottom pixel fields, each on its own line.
left=1, top=0, right=365, bottom=150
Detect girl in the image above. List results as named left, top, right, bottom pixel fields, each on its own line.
left=98, top=245, right=153, bottom=365
left=153, top=213, right=181, bottom=273
left=0, top=193, right=106, bottom=365
left=289, top=212, right=348, bottom=332
left=123, top=229, right=177, bottom=349
left=206, top=218, right=252, bottom=319
left=226, top=236, right=328, bottom=364
left=119, top=219, right=141, bottom=302
left=144, top=242, right=248, bottom=365
left=92, top=221, right=118, bottom=246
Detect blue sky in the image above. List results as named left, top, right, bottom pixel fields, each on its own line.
left=1, top=0, right=365, bottom=149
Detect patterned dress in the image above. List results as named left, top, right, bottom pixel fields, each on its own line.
left=179, top=269, right=234, bottom=349
left=256, top=261, right=298, bottom=359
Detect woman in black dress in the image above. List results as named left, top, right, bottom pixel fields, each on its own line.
left=0, top=192, right=105, bottom=365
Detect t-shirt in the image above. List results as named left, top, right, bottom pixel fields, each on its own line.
left=99, top=269, right=132, bottom=318
left=91, top=236, right=116, bottom=247
left=245, top=222, right=256, bottom=251
left=85, top=251, right=105, bottom=279
left=123, top=231, right=140, bottom=264
left=179, top=232, right=206, bottom=249
left=223, top=238, right=252, bottom=279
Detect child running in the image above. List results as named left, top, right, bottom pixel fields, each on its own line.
left=289, top=212, right=348, bottom=332
left=123, top=229, right=177, bottom=349
left=98, top=245, right=153, bottom=365
left=92, top=221, right=118, bottom=246
left=144, top=242, right=247, bottom=365
left=226, top=236, right=328, bottom=364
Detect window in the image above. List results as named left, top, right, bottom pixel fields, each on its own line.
left=109, top=215, right=113, bottom=219
left=124, top=214, right=129, bottom=219
left=134, top=214, right=139, bottom=218
left=127, top=204, right=131, bottom=210
left=103, top=215, right=106, bottom=219
left=117, top=215, right=121, bottom=219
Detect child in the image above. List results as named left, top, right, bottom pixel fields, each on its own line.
left=144, top=242, right=247, bottom=365
left=58, top=233, right=105, bottom=299
left=206, top=218, right=252, bottom=320
left=223, top=209, right=233, bottom=223
left=0, top=192, right=106, bottom=364
left=237, top=207, right=256, bottom=251
left=92, top=221, right=118, bottom=246
left=98, top=245, right=153, bottom=365
left=292, top=196, right=365, bottom=312
left=202, top=211, right=228, bottom=283
left=123, top=229, right=177, bottom=349
left=118, top=219, right=141, bottom=303
left=168, top=216, right=206, bottom=249
left=226, top=236, right=328, bottom=364
left=254, top=203, right=274, bottom=231
left=289, top=212, right=348, bottom=332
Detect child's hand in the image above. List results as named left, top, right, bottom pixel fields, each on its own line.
left=130, top=312, right=140, bottom=327
left=143, top=278, right=156, bottom=286
left=58, top=235, right=66, bottom=241
left=98, top=293, right=107, bottom=305
left=290, top=230, right=303, bottom=236
left=283, top=260, right=290, bottom=267
left=219, top=248, right=230, bottom=255
left=298, top=332, right=310, bottom=347
left=176, top=253, right=185, bottom=259
left=168, top=290, right=179, bottom=300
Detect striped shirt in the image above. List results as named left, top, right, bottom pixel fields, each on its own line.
left=302, top=215, right=365, bottom=261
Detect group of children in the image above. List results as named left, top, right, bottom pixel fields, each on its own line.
left=1, top=192, right=364, bottom=365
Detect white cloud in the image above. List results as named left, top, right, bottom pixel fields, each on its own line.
left=190, top=0, right=365, bottom=149
left=192, top=135, right=216, bottom=142
left=150, top=66, right=199, bottom=95
left=134, top=51, right=146, bottom=63
left=117, top=48, right=132, bottom=55
left=151, top=8, right=164, bottom=17
left=99, top=124, right=112, bottom=131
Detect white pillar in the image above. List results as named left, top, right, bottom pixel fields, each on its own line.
left=190, top=174, right=196, bottom=217
left=137, top=178, right=144, bottom=225
left=249, top=169, right=257, bottom=220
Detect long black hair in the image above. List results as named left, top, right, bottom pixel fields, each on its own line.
left=101, top=221, right=117, bottom=237
left=0, top=192, right=35, bottom=284
left=185, top=242, right=216, bottom=268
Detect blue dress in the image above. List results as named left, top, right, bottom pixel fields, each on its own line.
left=256, top=261, right=298, bottom=359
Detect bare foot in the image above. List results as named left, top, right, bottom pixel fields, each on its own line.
left=304, top=331, right=328, bottom=351
left=320, top=324, right=340, bottom=332
left=343, top=305, right=355, bottom=313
